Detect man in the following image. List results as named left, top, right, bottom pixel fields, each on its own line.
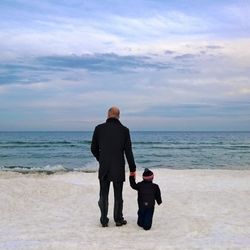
left=91, top=106, right=136, bottom=227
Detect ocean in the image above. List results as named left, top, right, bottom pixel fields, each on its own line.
left=0, top=131, right=250, bottom=173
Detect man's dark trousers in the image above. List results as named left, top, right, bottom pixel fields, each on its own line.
left=98, top=176, right=124, bottom=225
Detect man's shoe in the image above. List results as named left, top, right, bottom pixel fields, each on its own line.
left=100, top=217, right=109, bottom=227
left=115, top=219, right=127, bottom=227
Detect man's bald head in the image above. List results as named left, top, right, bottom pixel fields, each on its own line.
left=108, top=106, right=120, bottom=119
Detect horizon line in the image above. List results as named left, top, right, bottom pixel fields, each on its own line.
left=1, top=130, right=250, bottom=133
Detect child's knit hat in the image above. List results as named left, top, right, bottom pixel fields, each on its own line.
left=143, top=168, right=154, bottom=181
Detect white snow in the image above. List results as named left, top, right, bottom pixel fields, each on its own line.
left=0, top=169, right=250, bottom=250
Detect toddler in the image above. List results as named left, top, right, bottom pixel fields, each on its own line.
left=129, top=168, right=162, bottom=230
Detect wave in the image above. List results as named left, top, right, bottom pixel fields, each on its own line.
left=0, top=164, right=98, bottom=175
left=0, top=141, right=92, bottom=149
left=150, top=145, right=250, bottom=150
left=82, top=140, right=92, bottom=144
left=133, top=141, right=163, bottom=145
left=0, top=140, right=72, bottom=145
left=148, top=153, right=173, bottom=158
left=0, top=140, right=92, bottom=145
left=0, top=145, right=84, bottom=149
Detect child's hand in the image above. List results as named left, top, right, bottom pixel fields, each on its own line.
left=130, top=171, right=136, bottom=177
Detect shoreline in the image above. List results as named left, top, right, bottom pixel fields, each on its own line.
left=1, top=169, right=250, bottom=249
left=1, top=166, right=250, bottom=176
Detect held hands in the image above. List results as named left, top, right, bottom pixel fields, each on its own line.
left=129, top=171, right=136, bottom=177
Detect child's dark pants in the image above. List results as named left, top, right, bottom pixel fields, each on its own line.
left=137, top=206, right=155, bottom=230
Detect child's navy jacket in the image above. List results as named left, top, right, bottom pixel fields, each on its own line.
left=129, top=176, right=162, bottom=208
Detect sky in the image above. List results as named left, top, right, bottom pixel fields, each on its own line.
left=0, top=0, right=250, bottom=131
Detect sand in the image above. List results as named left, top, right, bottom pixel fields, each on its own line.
left=0, top=169, right=250, bottom=250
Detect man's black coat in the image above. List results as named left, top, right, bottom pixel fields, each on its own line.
left=91, top=118, right=136, bottom=182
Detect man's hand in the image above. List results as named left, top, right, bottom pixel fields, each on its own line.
left=129, top=171, right=136, bottom=177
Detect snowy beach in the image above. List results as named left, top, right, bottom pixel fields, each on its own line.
left=0, top=169, right=250, bottom=250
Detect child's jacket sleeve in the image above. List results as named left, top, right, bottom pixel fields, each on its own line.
left=155, top=184, right=162, bottom=205
left=129, top=176, right=138, bottom=190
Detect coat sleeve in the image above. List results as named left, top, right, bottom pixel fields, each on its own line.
left=155, top=184, right=162, bottom=205
left=129, top=176, right=138, bottom=190
left=91, top=127, right=99, bottom=161
left=124, top=129, right=136, bottom=172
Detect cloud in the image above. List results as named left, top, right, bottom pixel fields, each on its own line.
left=0, top=1, right=250, bottom=130
left=164, top=50, right=175, bottom=55
left=0, top=62, right=52, bottom=85
left=0, top=2, right=238, bottom=58
left=0, top=53, right=174, bottom=86
left=132, top=102, right=250, bottom=118
left=174, top=53, right=197, bottom=60
left=206, top=45, right=223, bottom=49
left=240, top=87, right=250, bottom=94
left=37, top=53, right=171, bottom=72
